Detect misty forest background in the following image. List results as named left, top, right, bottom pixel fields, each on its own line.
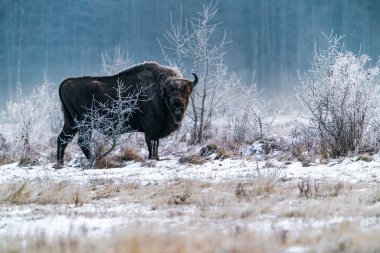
left=1, top=0, right=380, bottom=108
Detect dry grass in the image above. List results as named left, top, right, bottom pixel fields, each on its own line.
left=280, top=182, right=380, bottom=220
left=1, top=228, right=283, bottom=253
left=178, top=154, right=205, bottom=165
left=93, top=147, right=143, bottom=169
left=357, top=154, right=373, bottom=162
left=1, top=180, right=88, bottom=205
left=1, top=177, right=380, bottom=253
left=235, top=169, right=281, bottom=200
left=117, top=146, right=144, bottom=162
left=0, top=136, right=14, bottom=165
left=18, top=156, right=37, bottom=167
left=289, top=221, right=380, bottom=253
left=0, top=153, right=13, bottom=166
left=297, top=179, right=352, bottom=199
left=214, top=146, right=233, bottom=159
left=199, top=143, right=233, bottom=159
left=90, top=178, right=140, bottom=200
left=177, top=143, right=234, bottom=165
left=2, top=220, right=380, bottom=253
left=94, top=156, right=123, bottom=169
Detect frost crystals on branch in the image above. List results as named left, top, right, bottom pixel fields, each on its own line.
left=74, top=79, right=142, bottom=167
left=296, top=33, right=379, bottom=157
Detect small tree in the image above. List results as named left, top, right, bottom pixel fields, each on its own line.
left=74, top=79, right=144, bottom=167
left=296, top=33, right=379, bottom=157
left=159, top=1, right=230, bottom=143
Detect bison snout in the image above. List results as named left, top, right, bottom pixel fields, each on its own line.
left=171, top=100, right=184, bottom=120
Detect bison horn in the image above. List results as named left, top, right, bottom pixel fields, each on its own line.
left=191, top=73, right=198, bottom=87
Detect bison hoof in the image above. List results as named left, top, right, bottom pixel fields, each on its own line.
left=53, top=162, right=64, bottom=170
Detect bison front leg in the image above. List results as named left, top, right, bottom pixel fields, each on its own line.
left=152, top=139, right=159, bottom=160
left=145, top=137, right=160, bottom=160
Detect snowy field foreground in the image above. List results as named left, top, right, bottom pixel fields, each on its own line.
left=1, top=155, right=380, bottom=252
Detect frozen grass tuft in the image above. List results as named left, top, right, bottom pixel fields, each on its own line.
left=178, top=154, right=205, bottom=165
left=235, top=169, right=281, bottom=200
left=117, top=146, right=144, bottom=163
left=1, top=181, right=88, bottom=205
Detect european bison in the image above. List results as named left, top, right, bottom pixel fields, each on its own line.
left=55, top=62, right=197, bottom=167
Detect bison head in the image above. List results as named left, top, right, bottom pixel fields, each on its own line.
left=159, top=73, right=198, bottom=123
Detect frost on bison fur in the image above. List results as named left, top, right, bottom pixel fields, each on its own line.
left=55, top=62, right=198, bottom=167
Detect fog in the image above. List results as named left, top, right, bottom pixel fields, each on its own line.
left=1, top=0, right=379, bottom=108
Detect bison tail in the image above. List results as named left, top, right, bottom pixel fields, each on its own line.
left=58, top=79, right=75, bottom=127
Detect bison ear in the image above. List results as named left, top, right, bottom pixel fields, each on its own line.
left=157, top=73, right=168, bottom=86
left=190, top=73, right=198, bottom=88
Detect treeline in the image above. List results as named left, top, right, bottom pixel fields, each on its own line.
left=1, top=0, right=379, bottom=106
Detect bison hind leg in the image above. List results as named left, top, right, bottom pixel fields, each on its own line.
left=55, top=127, right=77, bottom=168
left=78, top=129, right=93, bottom=161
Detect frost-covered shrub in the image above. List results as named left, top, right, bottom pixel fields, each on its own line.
left=73, top=79, right=142, bottom=168
left=296, top=34, right=379, bottom=157
left=213, top=73, right=276, bottom=154
left=0, top=134, right=12, bottom=165
left=230, top=77, right=271, bottom=141
left=290, top=124, right=320, bottom=164
left=1, top=73, right=61, bottom=162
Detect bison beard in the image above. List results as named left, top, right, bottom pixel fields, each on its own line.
left=55, top=62, right=197, bottom=168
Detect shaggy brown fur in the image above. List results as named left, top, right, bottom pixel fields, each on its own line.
left=55, top=62, right=197, bottom=167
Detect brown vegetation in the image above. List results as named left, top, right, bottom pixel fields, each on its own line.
left=1, top=177, right=380, bottom=253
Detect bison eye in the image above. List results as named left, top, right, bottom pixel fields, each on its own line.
left=177, top=87, right=188, bottom=96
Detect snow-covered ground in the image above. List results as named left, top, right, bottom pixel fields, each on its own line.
left=2, top=154, right=380, bottom=185
left=1, top=155, right=380, bottom=252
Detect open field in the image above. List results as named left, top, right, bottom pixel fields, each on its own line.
left=1, top=1, right=380, bottom=252
left=1, top=155, right=380, bottom=253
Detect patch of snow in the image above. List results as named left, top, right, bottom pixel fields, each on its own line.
left=245, top=142, right=264, bottom=155
left=281, top=246, right=311, bottom=253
